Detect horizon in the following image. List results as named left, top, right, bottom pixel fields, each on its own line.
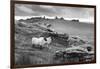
left=15, top=16, right=94, bottom=23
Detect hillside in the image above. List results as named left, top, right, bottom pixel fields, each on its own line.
left=14, top=18, right=94, bottom=66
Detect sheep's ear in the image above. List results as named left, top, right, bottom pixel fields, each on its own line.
left=44, top=37, right=47, bottom=41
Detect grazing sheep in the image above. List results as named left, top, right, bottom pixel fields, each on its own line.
left=44, top=37, right=52, bottom=49
left=32, top=37, right=45, bottom=45
left=45, top=37, right=52, bottom=45
left=32, top=37, right=52, bottom=49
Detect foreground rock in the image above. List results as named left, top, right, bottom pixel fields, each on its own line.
left=54, top=46, right=94, bottom=63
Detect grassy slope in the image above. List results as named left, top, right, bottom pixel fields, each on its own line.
left=40, top=19, right=94, bottom=39
left=15, top=19, right=94, bottom=65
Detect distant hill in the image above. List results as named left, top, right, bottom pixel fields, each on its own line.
left=17, top=17, right=94, bottom=39
left=25, top=18, right=94, bottom=40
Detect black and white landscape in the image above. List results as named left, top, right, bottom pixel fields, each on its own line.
left=14, top=4, right=95, bottom=65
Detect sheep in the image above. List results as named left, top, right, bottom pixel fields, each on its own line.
left=45, top=37, right=52, bottom=45
left=45, top=37, right=52, bottom=49
left=32, top=37, right=52, bottom=49
left=32, top=37, right=45, bottom=49
left=32, top=37, right=45, bottom=45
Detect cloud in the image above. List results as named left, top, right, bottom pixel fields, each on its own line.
left=15, top=4, right=94, bottom=22
left=15, top=4, right=34, bottom=16
left=17, top=5, right=33, bottom=13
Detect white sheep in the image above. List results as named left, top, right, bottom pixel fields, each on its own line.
left=45, top=37, right=52, bottom=48
left=32, top=37, right=52, bottom=48
left=32, top=37, right=45, bottom=45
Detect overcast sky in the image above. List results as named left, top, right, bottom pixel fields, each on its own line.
left=15, top=4, right=94, bottom=23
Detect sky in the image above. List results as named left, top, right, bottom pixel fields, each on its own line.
left=15, top=4, right=94, bottom=23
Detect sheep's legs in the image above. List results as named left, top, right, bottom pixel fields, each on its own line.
left=47, top=44, right=51, bottom=50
